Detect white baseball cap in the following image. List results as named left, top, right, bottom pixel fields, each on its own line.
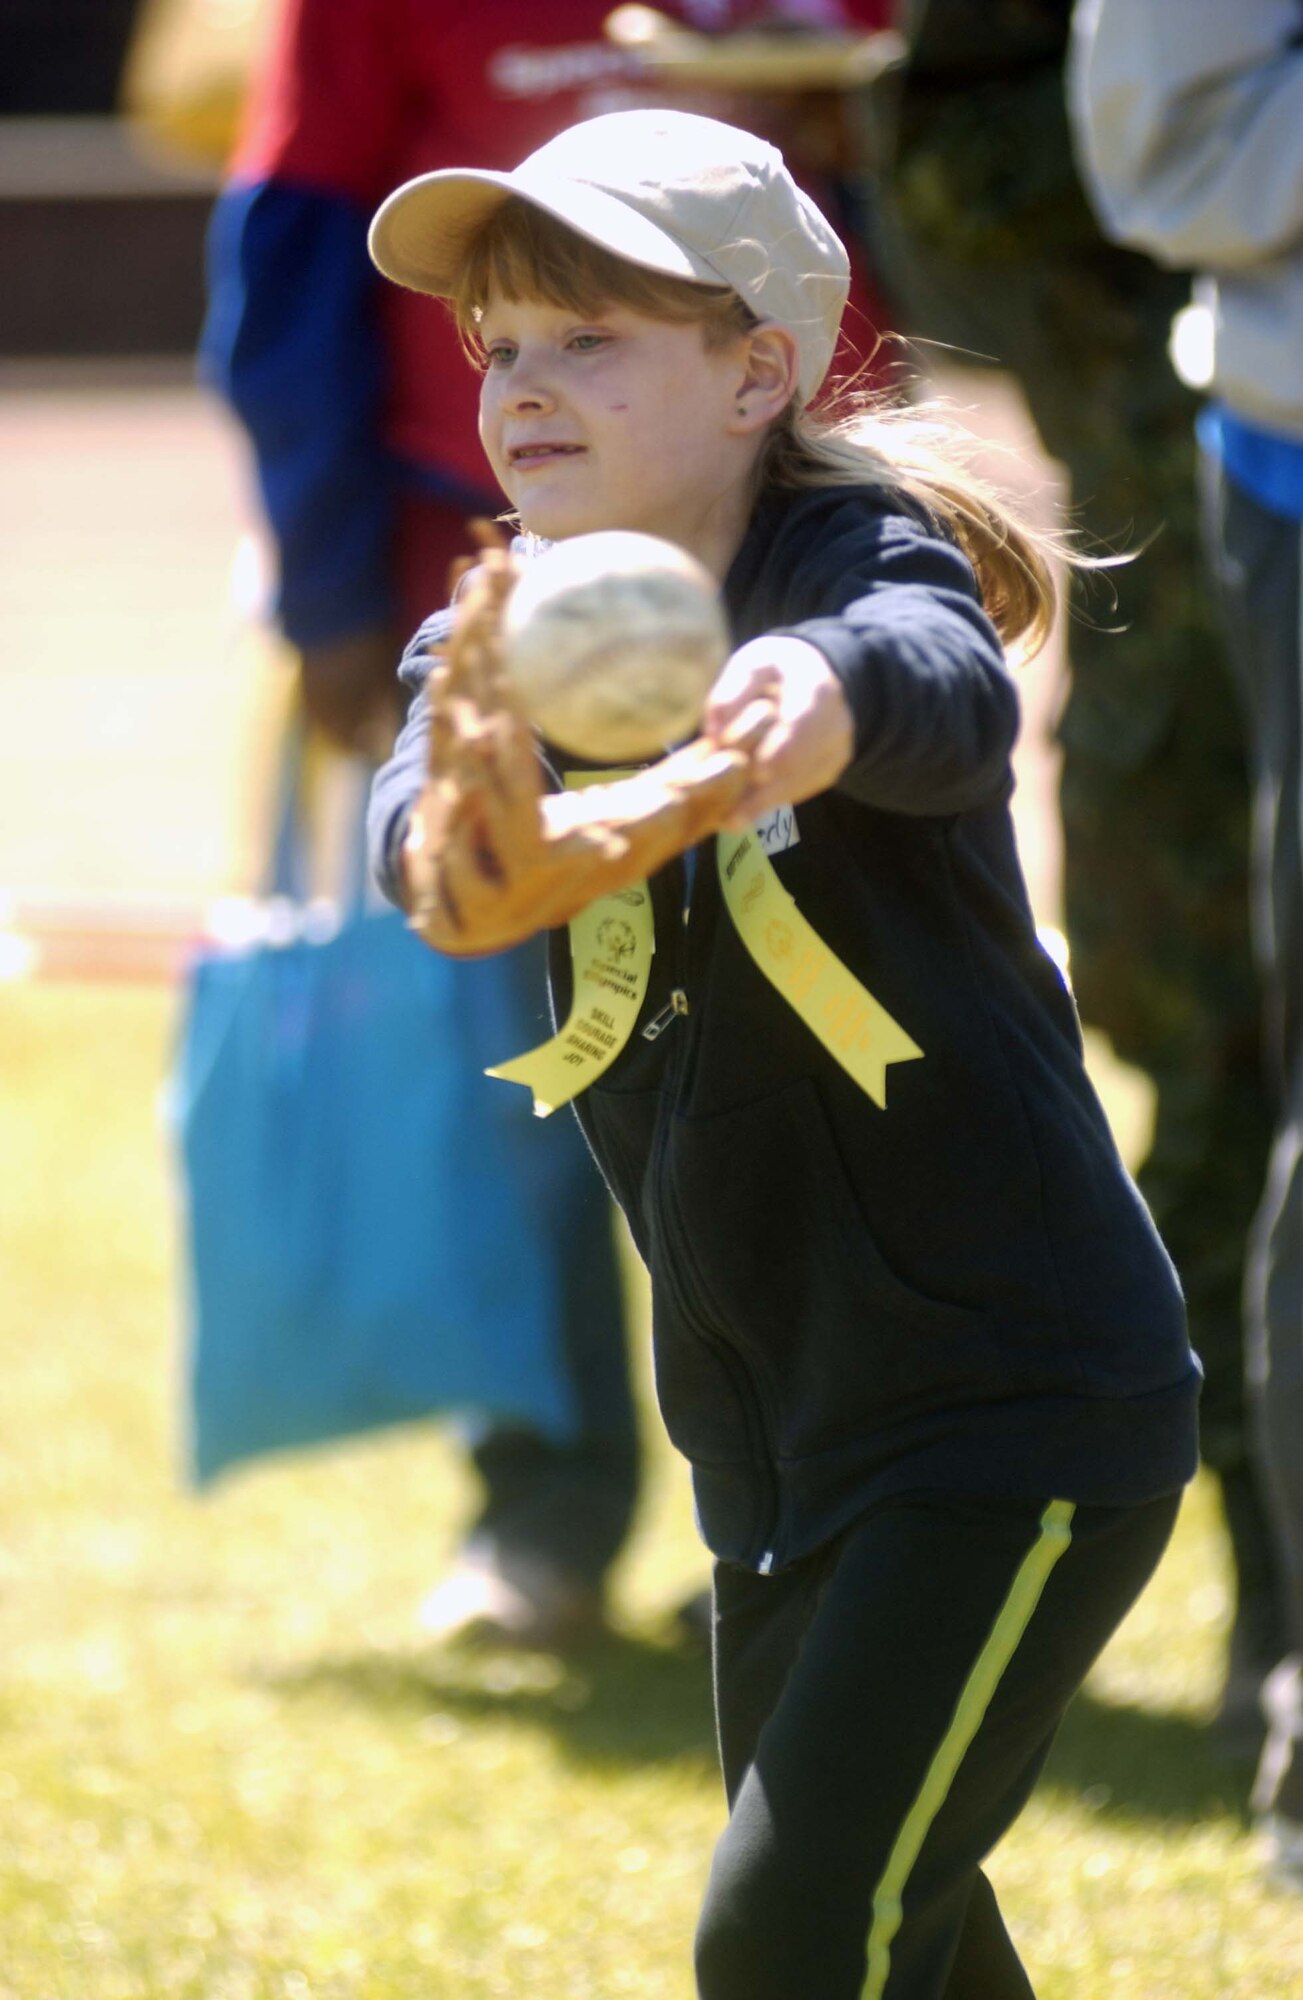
left=368, top=108, right=850, bottom=404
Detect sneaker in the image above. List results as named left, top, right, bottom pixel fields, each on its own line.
left=1251, top=1654, right=1303, bottom=1890
left=1260, top=1813, right=1303, bottom=1891
left=418, top=1550, right=606, bottom=1651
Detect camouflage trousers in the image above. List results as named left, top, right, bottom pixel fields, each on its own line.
left=877, top=71, right=1285, bottom=1673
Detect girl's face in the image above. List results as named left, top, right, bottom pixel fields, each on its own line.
left=476, top=291, right=757, bottom=575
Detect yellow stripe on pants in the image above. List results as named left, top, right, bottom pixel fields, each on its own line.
left=861, top=1499, right=1076, bottom=2000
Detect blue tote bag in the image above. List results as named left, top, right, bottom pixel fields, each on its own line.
left=171, top=739, right=578, bottom=1484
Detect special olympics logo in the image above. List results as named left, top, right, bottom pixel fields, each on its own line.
left=765, top=920, right=794, bottom=959
left=596, top=917, right=637, bottom=963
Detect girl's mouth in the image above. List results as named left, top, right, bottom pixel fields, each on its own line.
left=509, top=444, right=585, bottom=466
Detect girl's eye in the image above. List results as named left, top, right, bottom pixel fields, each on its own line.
left=484, top=343, right=517, bottom=368
left=569, top=332, right=609, bottom=353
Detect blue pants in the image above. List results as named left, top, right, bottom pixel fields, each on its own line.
left=462, top=934, right=640, bottom=1587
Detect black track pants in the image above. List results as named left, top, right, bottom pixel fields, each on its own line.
left=695, top=1489, right=1180, bottom=1999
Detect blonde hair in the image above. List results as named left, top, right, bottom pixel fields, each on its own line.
left=451, top=200, right=1064, bottom=658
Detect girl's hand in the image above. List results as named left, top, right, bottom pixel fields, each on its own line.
left=702, top=635, right=855, bottom=832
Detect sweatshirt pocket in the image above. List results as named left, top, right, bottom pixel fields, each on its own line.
left=664, top=1078, right=1007, bottom=1452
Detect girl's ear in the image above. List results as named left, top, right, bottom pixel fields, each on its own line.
left=730, top=325, right=801, bottom=433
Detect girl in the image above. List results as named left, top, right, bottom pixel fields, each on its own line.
left=366, top=109, right=1200, bottom=2000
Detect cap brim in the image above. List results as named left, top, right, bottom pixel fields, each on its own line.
left=368, top=165, right=722, bottom=300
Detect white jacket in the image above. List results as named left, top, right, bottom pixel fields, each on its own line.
left=1068, top=0, right=1303, bottom=440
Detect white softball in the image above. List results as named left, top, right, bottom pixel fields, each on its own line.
left=502, top=530, right=730, bottom=763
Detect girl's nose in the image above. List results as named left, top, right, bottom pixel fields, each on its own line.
left=501, top=359, right=556, bottom=413
left=504, top=385, right=555, bottom=414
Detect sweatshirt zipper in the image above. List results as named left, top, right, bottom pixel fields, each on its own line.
left=654, top=1146, right=781, bottom=1571
left=645, top=855, right=780, bottom=1570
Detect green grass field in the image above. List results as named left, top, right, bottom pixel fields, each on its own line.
left=2, top=981, right=1301, bottom=1998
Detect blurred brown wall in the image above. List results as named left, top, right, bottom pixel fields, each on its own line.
left=1, top=5, right=215, bottom=357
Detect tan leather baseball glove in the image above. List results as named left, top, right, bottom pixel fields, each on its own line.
left=403, top=524, right=767, bottom=957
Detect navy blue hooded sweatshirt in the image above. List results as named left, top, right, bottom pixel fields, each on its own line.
left=369, top=482, right=1201, bottom=1573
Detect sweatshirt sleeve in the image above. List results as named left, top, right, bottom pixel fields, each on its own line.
left=366, top=611, right=452, bottom=907
left=199, top=178, right=397, bottom=646
left=1068, top=0, right=1303, bottom=271
left=775, top=500, right=1020, bottom=817
left=197, top=0, right=415, bottom=647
